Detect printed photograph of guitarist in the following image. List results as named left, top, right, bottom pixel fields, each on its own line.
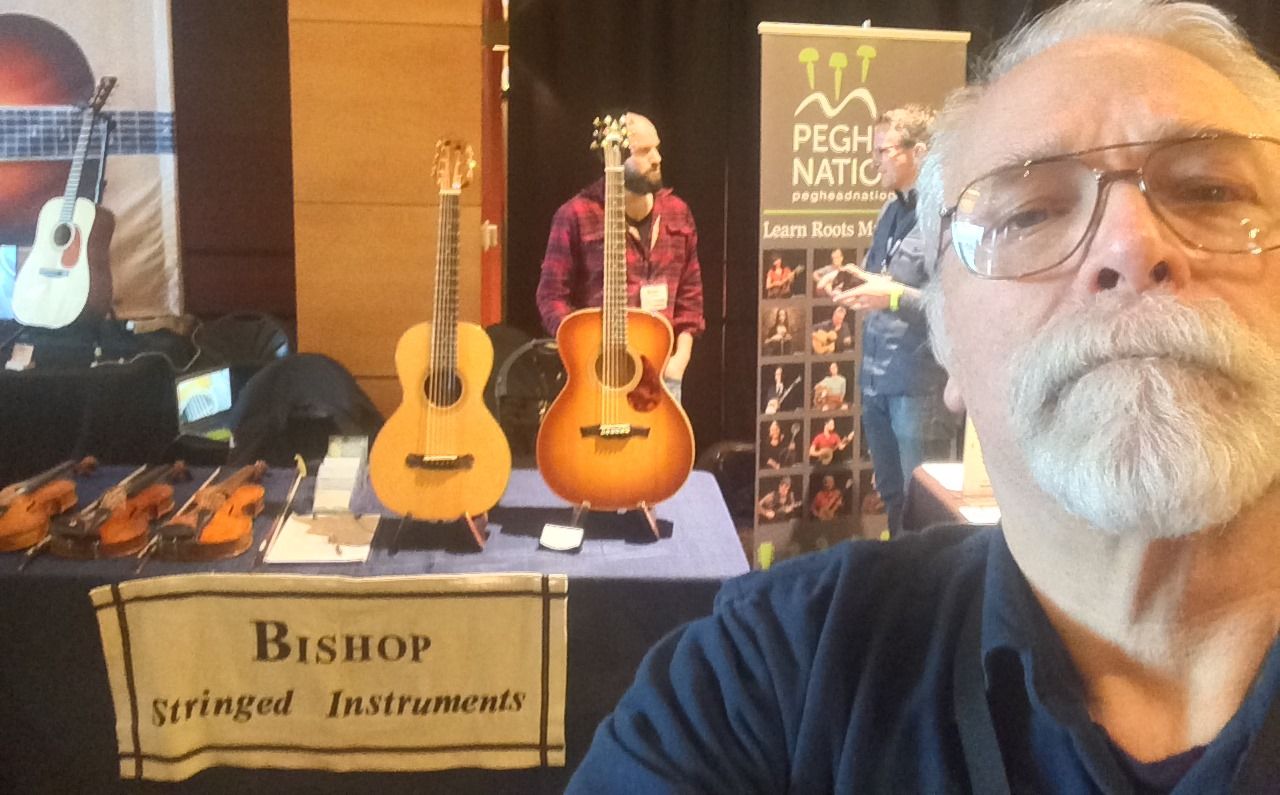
left=761, top=364, right=803, bottom=413
left=808, top=417, right=854, bottom=465
left=808, top=473, right=851, bottom=522
left=810, top=305, right=853, bottom=354
left=535, top=111, right=704, bottom=403
left=811, top=247, right=862, bottom=297
left=811, top=360, right=849, bottom=412
left=762, top=250, right=804, bottom=298
left=756, top=476, right=800, bottom=523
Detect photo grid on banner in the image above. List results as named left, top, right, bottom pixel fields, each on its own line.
left=754, top=22, right=968, bottom=566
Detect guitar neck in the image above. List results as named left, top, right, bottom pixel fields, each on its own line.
left=602, top=163, right=628, bottom=360
left=0, top=107, right=175, bottom=161
left=430, top=190, right=461, bottom=377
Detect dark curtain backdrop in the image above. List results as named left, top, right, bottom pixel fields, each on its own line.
left=507, top=0, right=1280, bottom=450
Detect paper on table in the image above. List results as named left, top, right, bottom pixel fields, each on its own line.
left=262, top=513, right=378, bottom=564
left=920, top=461, right=964, bottom=493
left=958, top=504, right=1002, bottom=524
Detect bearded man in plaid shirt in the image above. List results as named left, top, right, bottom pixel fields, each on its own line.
left=535, top=112, right=705, bottom=402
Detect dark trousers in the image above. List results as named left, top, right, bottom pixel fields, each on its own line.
left=861, top=390, right=956, bottom=536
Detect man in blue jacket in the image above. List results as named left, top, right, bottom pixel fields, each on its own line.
left=835, top=104, right=957, bottom=537
left=569, top=1, right=1280, bottom=791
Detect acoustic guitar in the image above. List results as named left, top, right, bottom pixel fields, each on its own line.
left=11, top=76, right=116, bottom=329
left=535, top=115, right=695, bottom=514
left=368, top=140, right=511, bottom=542
left=812, top=477, right=853, bottom=521
left=764, top=264, right=804, bottom=298
left=0, top=14, right=172, bottom=245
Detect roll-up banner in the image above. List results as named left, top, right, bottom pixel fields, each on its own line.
left=754, top=23, right=968, bottom=565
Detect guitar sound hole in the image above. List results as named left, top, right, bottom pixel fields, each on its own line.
left=53, top=223, right=73, bottom=247
left=594, top=351, right=637, bottom=388
left=422, top=370, right=463, bottom=407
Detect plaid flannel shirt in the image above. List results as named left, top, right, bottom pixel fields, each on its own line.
left=536, top=179, right=705, bottom=338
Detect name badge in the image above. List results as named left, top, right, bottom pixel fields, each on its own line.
left=639, top=282, right=669, bottom=312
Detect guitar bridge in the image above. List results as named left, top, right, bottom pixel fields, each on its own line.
left=405, top=454, right=474, bottom=471
left=580, top=424, right=650, bottom=439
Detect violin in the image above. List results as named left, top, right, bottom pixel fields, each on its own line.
left=0, top=457, right=97, bottom=552
left=46, top=462, right=189, bottom=559
left=154, top=462, right=268, bottom=561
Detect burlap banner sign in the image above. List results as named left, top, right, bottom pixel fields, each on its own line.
left=91, top=572, right=567, bottom=781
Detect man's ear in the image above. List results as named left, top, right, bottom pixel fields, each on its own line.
left=943, top=376, right=965, bottom=413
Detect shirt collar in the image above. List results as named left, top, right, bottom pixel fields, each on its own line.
left=980, top=528, right=1091, bottom=721
left=979, top=526, right=1280, bottom=758
left=895, top=188, right=918, bottom=209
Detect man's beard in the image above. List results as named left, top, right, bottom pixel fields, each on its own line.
left=624, top=164, right=662, bottom=194
left=1008, top=292, right=1280, bottom=539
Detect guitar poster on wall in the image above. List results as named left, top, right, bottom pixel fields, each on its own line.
left=754, top=22, right=968, bottom=566
left=0, top=1, right=180, bottom=322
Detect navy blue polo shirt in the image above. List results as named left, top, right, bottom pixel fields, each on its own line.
left=568, top=527, right=1280, bottom=793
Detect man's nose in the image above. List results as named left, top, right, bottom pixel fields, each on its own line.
left=1073, top=180, right=1187, bottom=295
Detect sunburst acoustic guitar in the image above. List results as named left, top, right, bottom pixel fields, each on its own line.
left=367, top=140, right=511, bottom=548
left=535, top=115, right=695, bottom=532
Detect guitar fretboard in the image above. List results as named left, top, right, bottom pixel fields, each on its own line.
left=429, top=190, right=462, bottom=392
left=602, top=162, right=628, bottom=379
left=0, top=107, right=175, bottom=161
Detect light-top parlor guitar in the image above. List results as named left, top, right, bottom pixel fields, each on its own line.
left=367, top=140, right=511, bottom=548
left=535, top=115, right=695, bottom=534
left=11, top=77, right=117, bottom=329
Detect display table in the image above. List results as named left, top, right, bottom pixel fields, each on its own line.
left=900, top=462, right=1001, bottom=534
left=0, top=466, right=747, bottom=793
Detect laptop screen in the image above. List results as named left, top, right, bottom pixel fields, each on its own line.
left=176, top=366, right=233, bottom=437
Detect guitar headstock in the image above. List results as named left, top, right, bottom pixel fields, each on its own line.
left=433, top=139, right=476, bottom=192
left=591, top=114, right=629, bottom=167
left=89, top=77, right=117, bottom=113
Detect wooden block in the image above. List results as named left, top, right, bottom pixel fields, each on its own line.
left=289, top=21, right=482, bottom=206
left=288, top=0, right=481, bottom=26
left=294, top=202, right=484, bottom=377
left=356, top=375, right=403, bottom=420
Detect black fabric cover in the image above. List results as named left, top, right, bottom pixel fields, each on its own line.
left=227, top=353, right=382, bottom=466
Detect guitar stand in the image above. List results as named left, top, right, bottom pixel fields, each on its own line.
left=570, top=501, right=662, bottom=541
left=638, top=502, right=660, bottom=540
left=388, top=512, right=488, bottom=556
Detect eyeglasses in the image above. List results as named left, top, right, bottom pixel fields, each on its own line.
left=937, top=133, right=1280, bottom=280
left=871, top=143, right=908, bottom=162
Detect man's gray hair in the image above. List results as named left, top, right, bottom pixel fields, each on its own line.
left=917, top=0, right=1280, bottom=369
left=876, top=104, right=937, bottom=147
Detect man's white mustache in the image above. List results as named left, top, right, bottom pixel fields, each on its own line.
left=1010, top=293, right=1255, bottom=420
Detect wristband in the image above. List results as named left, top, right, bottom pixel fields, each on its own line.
left=889, top=285, right=905, bottom=312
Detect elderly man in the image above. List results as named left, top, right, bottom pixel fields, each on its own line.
left=567, top=1, right=1280, bottom=791
left=536, top=112, right=704, bottom=402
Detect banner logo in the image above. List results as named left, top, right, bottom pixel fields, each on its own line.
left=794, top=45, right=879, bottom=119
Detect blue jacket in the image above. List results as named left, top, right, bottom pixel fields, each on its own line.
left=861, top=191, right=947, bottom=396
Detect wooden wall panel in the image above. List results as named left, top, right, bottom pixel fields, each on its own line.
left=294, top=202, right=483, bottom=376
left=289, top=1, right=480, bottom=26
left=290, top=22, right=482, bottom=206
left=289, top=0, right=484, bottom=411
left=173, top=0, right=295, bottom=321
